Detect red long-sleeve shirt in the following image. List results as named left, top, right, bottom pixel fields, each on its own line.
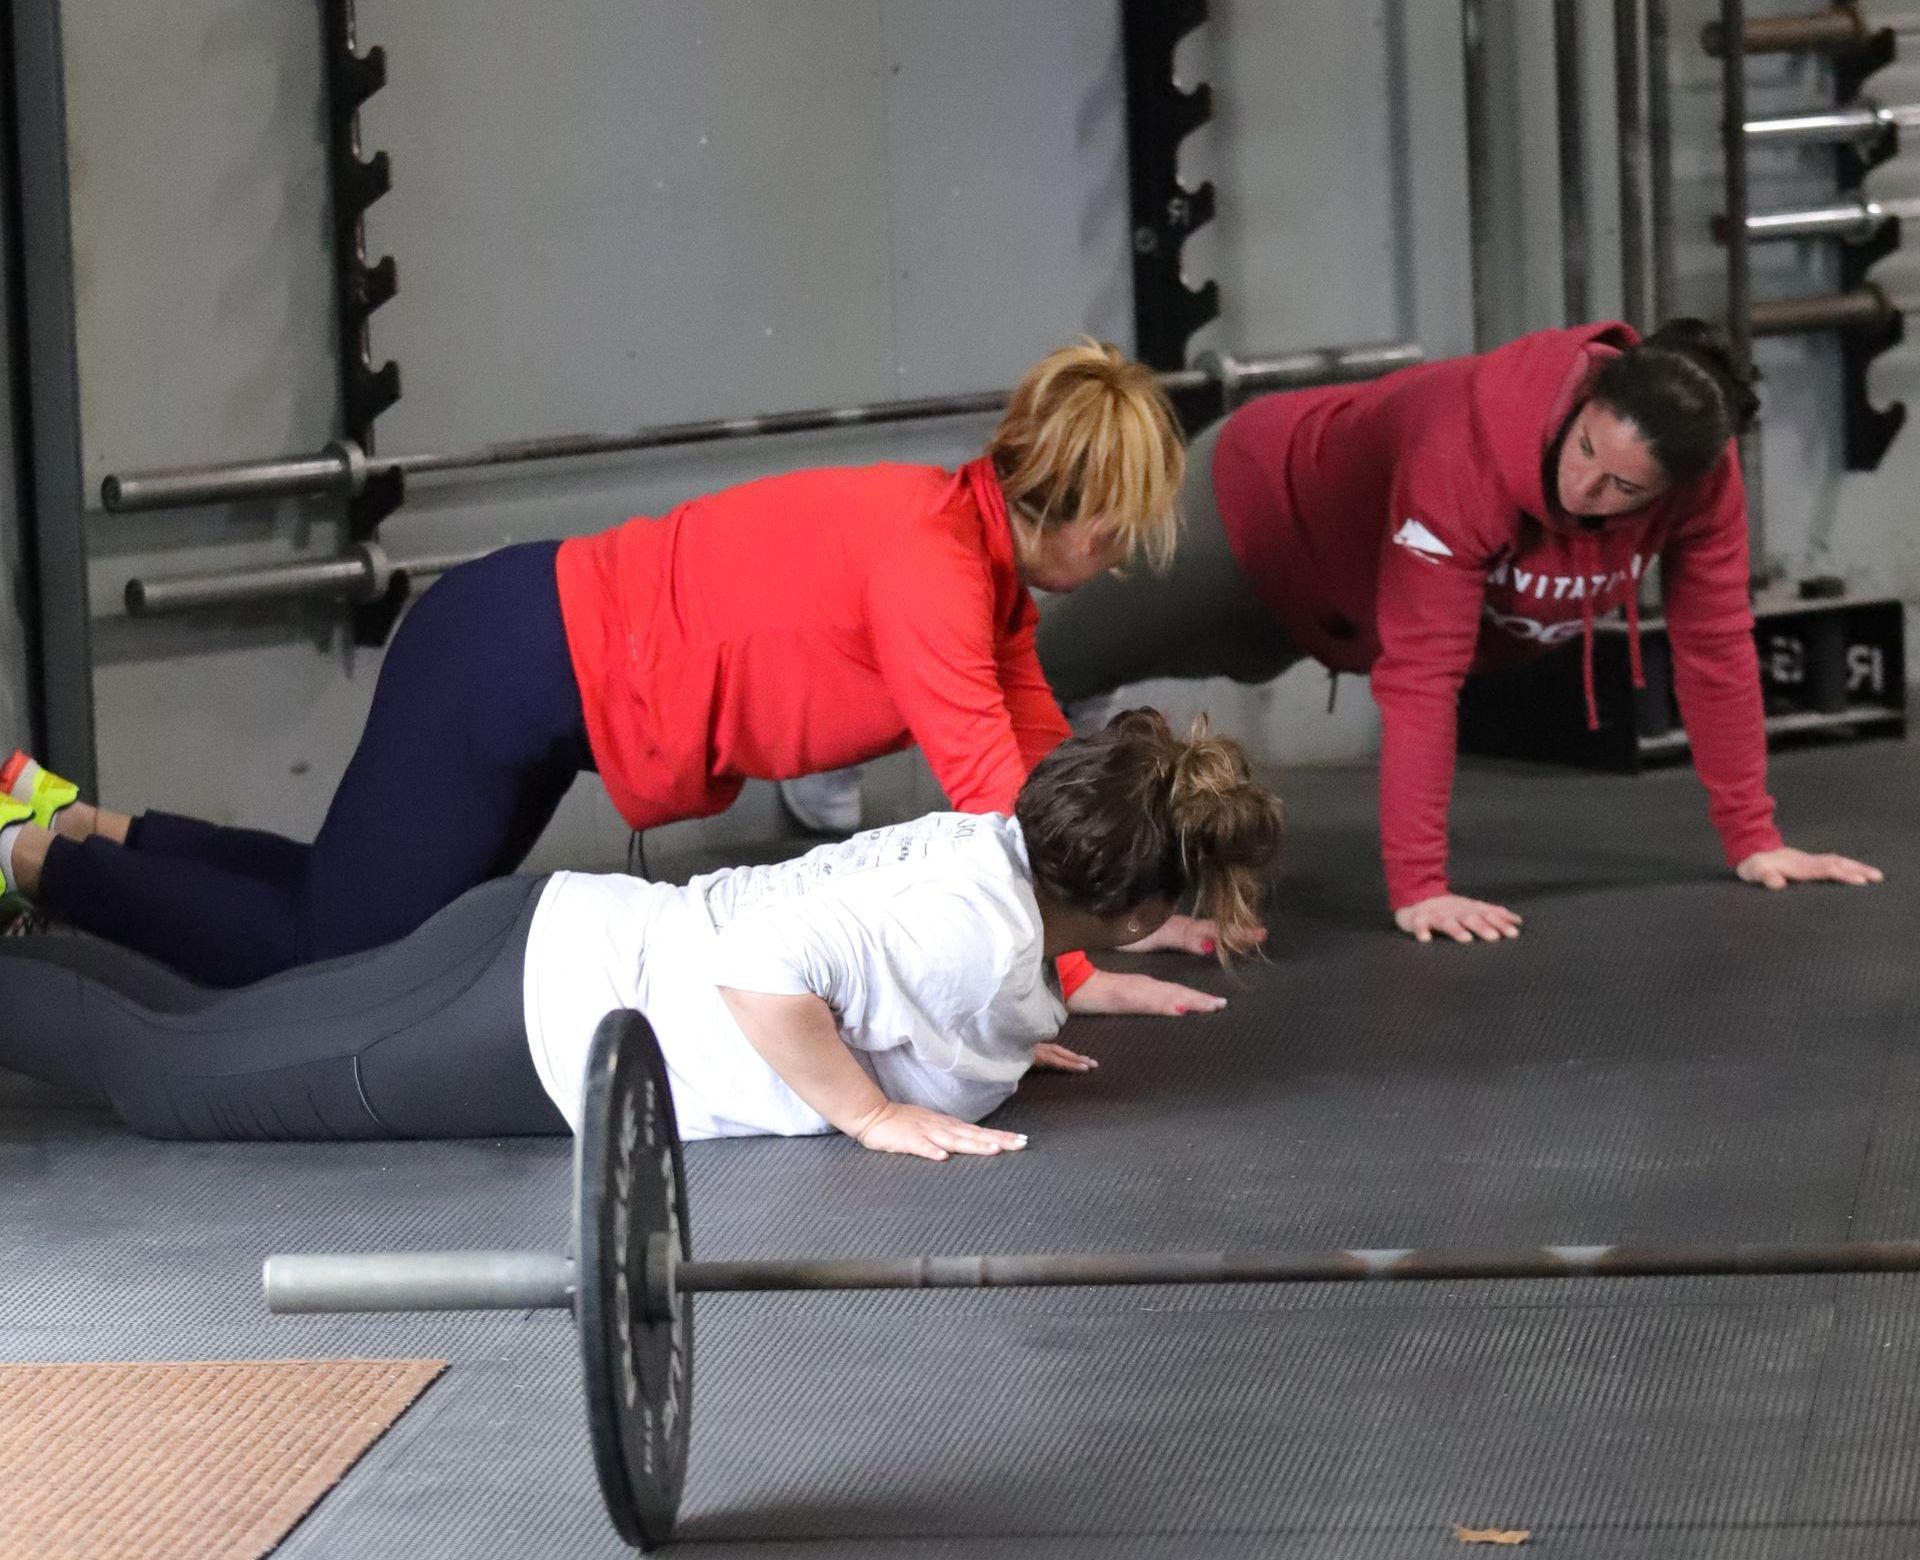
left=1213, top=323, right=1781, bottom=909
left=554, top=457, right=1094, bottom=993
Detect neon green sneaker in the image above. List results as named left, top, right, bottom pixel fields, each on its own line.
left=0, top=792, right=33, bottom=904
left=1, top=749, right=77, bottom=828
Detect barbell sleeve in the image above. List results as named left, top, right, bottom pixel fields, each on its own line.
left=1703, top=8, right=1920, bottom=56
left=1733, top=194, right=1920, bottom=244
left=1745, top=100, right=1920, bottom=144
left=102, top=440, right=366, bottom=514
left=264, top=1250, right=576, bottom=1314
left=1751, top=286, right=1905, bottom=336
left=122, top=542, right=497, bottom=617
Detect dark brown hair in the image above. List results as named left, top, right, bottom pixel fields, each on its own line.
left=1015, top=708, right=1284, bottom=957
left=1588, top=317, right=1762, bottom=488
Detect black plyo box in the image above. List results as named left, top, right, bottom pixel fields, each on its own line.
left=1458, top=594, right=1907, bottom=773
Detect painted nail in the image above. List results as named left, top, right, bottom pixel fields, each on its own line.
left=1201, top=939, right=1216, bottom=955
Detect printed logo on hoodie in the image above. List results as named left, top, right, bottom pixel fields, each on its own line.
left=1481, top=553, right=1646, bottom=644
left=1392, top=518, right=1453, bottom=562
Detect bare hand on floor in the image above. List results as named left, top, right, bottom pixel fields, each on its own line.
left=1393, top=893, right=1523, bottom=944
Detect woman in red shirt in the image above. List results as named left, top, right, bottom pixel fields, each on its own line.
left=1036, top=320, right=1881, bottom=943
left=3, top=342, right=1233, bottom=1005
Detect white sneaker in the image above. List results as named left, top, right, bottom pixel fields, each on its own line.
left=779, top=766, right=865, bottom=836
left=1063, top=694, right=1119, bottom=736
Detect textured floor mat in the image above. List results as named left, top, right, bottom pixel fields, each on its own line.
left=5, top=740, right=1920, bottom=1558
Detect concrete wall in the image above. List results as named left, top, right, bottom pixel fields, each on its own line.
left=21, top=0, right=1918, bottom=872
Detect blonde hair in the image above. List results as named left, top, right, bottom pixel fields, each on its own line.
left=986, top=339, right=1185, bottom=572
left=1016, top=708, right=1284, bottom=959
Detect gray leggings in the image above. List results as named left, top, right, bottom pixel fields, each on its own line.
left=1036, top=419, right=1300, bottom=707
left=0, top=876, right=564, bottom=1140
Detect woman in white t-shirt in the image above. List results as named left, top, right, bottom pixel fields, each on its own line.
left=0, top=711, right=1282, bottom=1160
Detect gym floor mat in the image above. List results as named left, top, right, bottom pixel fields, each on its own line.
left=6, top=740, right=1918, bottom=1558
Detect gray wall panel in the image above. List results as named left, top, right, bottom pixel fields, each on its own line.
left=64, top=0, right=335, bottom=483
left=360, top=1, right=898, bottom=451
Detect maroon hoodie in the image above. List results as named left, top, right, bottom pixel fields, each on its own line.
left=1213, top=322, right=1782, bottom=909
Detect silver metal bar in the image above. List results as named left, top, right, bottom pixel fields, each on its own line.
left=1556, top=0, right=1591, bottom=321
left=1719, top=0, right=1762, bottom=576
left=1462, top=0, right=1497, bottom=349
left=103, top=441, right=363, bottom=514
left=1617, top=0, right=1652, bottom=329
left=123, top=542, right=490, bottom=618
left=264, top=1250, right=575, bottom=1313
left=1721, top=0, right=1753, bottom=369
left=1744, top=99, right=1920, bottom=144
left=125, top=554, right=378, bottom=616
left=120, top=344, right=1429, bottom=617
left=391, top=390, right=1017, bottom=480
left=264, top=1234, right=1920, bottom=1317
left=1648, top=0, right=1677, bottom=321
left=100, top=341, right=1425, bottom=516
left=679, top=1237, right=1920, bottom=1293
left=1202, top=341, right=1424, bottom=400
left=1742, top=194, right=1920, bottom=241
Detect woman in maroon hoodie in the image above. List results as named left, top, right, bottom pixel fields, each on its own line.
left=1037, top=319, right=1882, bottom=944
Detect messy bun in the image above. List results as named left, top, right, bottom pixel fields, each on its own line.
left=988, top=339, right=1185, bottom=572
left=1015, top=708, right=1284, bottom=957
left=1588, top=317, right=1761, bottom=488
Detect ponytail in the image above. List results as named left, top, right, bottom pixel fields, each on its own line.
left=989, top=340, right=1186, bottom=572
left=1588, top=318, right=1761, bottom=488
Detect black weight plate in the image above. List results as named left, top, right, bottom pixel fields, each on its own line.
left=576, top=1009, right=694, bottom=1550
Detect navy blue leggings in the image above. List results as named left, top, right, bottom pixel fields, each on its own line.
left=38, top=541, right=594, bottom=987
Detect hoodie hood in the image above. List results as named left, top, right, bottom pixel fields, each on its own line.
left=1469, top=321, right=1640, bottom=523
left=1467, top=322, right=1650, bottom=730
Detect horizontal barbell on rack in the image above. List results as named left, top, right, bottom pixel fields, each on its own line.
left=123, top=542, right=490, bottom=618
left=1751, top=285, right=1916, bottom=336
left=1745, top=99, right=1920, bottom=145
left=1727, top=194, right=1920, bottom=244
left=1703, top=6, right=1920, bottom=57
left=263, top=1010, right=1920, bottom=1552
left=102, top=340, right=1424, bottom=517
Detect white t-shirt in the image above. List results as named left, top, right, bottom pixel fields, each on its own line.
left=520, top=812, right=1067, bottom=1139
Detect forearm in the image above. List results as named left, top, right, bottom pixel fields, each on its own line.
left=1669, top=629, right=1781, bottom=862
left=718, top=987, right=890, bottom=1137
left=1373, top=685, right=1460, bottom=907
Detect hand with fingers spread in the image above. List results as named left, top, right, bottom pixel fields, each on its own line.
left=1030, top=1041, right=1099, bottom=1073
left=1736, top=846, right=1883, bottom=892
left=850, top=1101, right=1029, bottom=1162
left=1118, top=912, right=1267, bottom=959
left=1066, top=969, right=1227, bottom=1017
left=1393, top=893, right=1523, bottom=945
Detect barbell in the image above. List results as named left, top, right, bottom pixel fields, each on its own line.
left=264, top=1011, right=1920, bottom=1549
left=104, top=341, right=1423, bottom=515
